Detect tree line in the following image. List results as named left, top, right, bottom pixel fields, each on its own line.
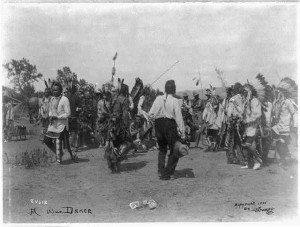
left=3, top=58, right=89, bottom=102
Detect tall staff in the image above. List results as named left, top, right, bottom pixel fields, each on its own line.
left=111, top=52, right=118, bottom=82
left=151, top=61, right=179, bottom=86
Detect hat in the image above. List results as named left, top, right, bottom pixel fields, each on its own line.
left=173, top=141, right=189, bottom=158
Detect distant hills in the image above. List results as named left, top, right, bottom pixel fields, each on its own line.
left=177, top=87, right=227, bottom=100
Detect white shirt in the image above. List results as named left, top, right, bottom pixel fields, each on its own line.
left=244, top=97, right=262, bottom=137
left=272, top=99, right=297, bottom=135
left=137, top=95, right=150, bottom=121
left=48, top=95, right=70, bottom=133
left=149, top=93, right=185, bottom=136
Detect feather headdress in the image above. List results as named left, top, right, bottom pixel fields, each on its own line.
left=246, top=74, right=270, bottom=109
left=276, top=77, right=298, bottom=103
left=44, top=78, right=54, bottom=90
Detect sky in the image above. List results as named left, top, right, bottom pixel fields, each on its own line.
left=1, top=3, right=298, bottom=92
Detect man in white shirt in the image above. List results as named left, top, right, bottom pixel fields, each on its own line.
left=149, top=80, right=185, bottom=180
left=43, top=82, right=78, bottom=164
left=241, top=84, right=263, bottom=170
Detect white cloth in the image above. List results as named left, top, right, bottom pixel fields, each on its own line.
left=244, top=97, right=262, bottom=137
left=227, top=94, right=245, bottom=119
left=202, top=102, right=219, bottom=130
left=47, top=95, right=70, bottom=133
left=137, top=95, right=145, bottom=115
left=137, top=95, right=150, bottom=121
left=129, top=96, right=134, bottom=110
left=263, top=101, right=272, bottom=127
left=215, top=99, right=228, bottom=128
left=272, top=99, right=297, bottom=135
left=149, top=93, right=185, bottom=136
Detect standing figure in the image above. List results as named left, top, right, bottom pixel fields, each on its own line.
left=39, top=88, right=51, bottom=141
left=225, top=83, right=246, bottom=164
left=137, top=86, right=154, bottom=139
left=241, top=83, right=263, bottom=170
left=149, top=80, right=185, bottom=180
left=78, top=88, right=97, bottom=148
left=104, top=83, right=133, bottom=173
left=67, top=85, right=81, bottom=152
left=192, top=92, right=204, bottom=148
left=260, top=85, right=274, bottom=164
left=97, top=91, right=111, bottom=147
left=181, top=93, right=194, bottom=140
left=43, top=82, right=78, bottom=164
left=202, top=88, right=220, bottom=152
left=216, top=87, right=233, bottom=150
left=271, top=77, right=298, bottom=166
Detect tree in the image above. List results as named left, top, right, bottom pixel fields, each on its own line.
left=22, top=84, right=35, bottom=98
left=3, top=58, right=43, bottom=98
left=56, top=66, right=78, bottom=88
left=78, top=78, right=88, bottom=88
left=34, top=91, right=44, bottom=98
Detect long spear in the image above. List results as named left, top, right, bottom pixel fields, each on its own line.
left=151, top=60, right=179, bottom=86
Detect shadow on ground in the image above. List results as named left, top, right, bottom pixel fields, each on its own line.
left=61, top=158, right=90, bottom=165
left=174, top=168, right=195, bottom=178
left=121, top=161, right=148, bottom=172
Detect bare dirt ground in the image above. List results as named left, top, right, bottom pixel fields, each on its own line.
left=2, top=120, right=299, bottom=223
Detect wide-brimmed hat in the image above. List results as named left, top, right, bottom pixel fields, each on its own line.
left=173, top=141, right=189, bottom=158
left=193, top=91, right=199, bottom=97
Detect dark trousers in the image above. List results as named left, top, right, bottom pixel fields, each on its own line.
left=261, top=136, right=271, bottom=163
left=272, top=130, right=291, bottom=164
left=155, top=118, right=180, bottom=177
left=243, top=136, right=262, bottom=165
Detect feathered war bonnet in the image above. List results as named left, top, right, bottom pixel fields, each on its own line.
left=245, top=74, right=270, bottom=111
left=275, top=77, right=298, bottom=104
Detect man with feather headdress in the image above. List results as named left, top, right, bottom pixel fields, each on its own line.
left=104, top=83, right=133, bottom=173
left=225, top=82, right=247, bottom=165
left=271, top=77, right=298, bottom=166
left=192, top=92, right=204, bottom=148
left=97, top=91, right=112, bottom=147
left=240, top=75, right=269, bottom=170
left=202, top=87, right=221, bottom=152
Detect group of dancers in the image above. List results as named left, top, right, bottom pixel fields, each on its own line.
left=37, top=73, right=297, bottom=174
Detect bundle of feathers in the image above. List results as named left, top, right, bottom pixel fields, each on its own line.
left=247, top=74, right=271, bottom=111
left=276, top=77, right=298, bottom=104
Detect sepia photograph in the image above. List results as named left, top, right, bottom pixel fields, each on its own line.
left=1, top=1, right=299, bottom=224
